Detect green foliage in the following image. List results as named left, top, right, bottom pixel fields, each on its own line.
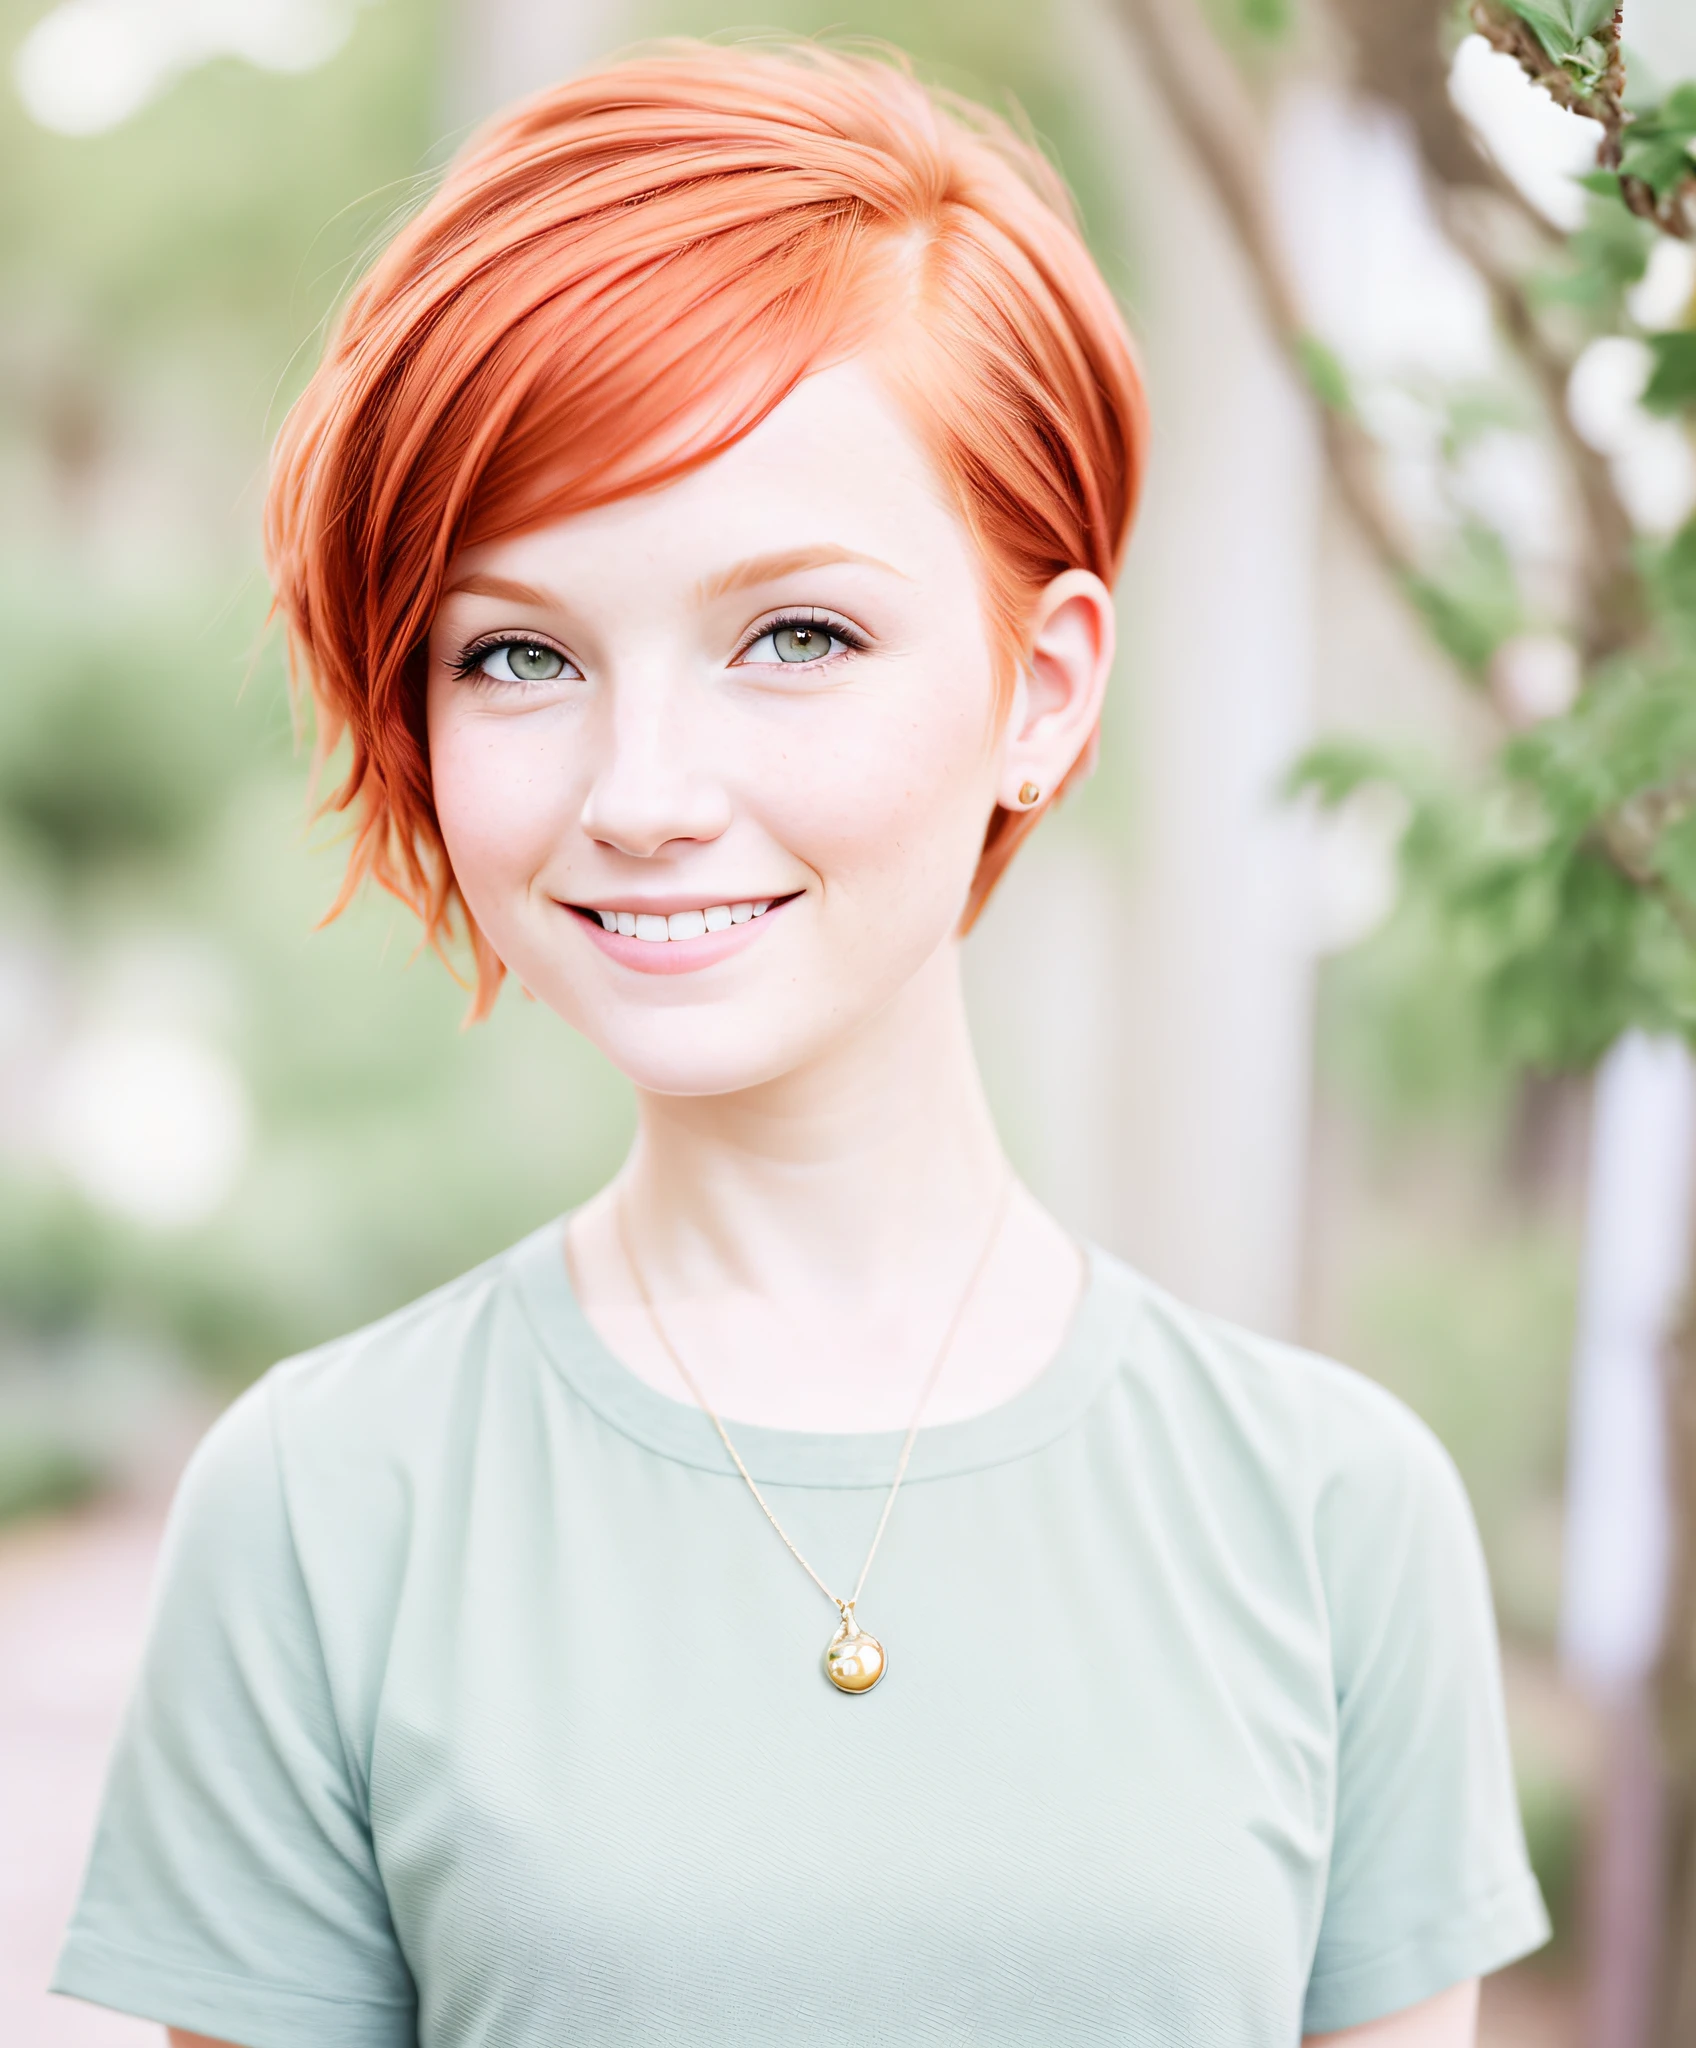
left=1316, top=885, right=1509, bottom=1120
left=1532, top=184, right=1652, bottom=325
left=1643, top=330, right=1696, bottom=415
left=0, top=602, right=256, bottom=869
left=1349, top=1222, right=1575, bottom=1533
left=1620, top=82, right=1696, bottom=199
left=1292, top=649, right=1696, bottom=1073
left=0, top=0, right=439, bottom=390
left=1229, top=0, right=1294, bottom=41
left=1652, top=514, right=1696, bottom=646
left=1309, top=17, right=1696, bottom=1092
left=1295, top=333, right=1353, bottom=413
left=0, top=1434, right=98, bottom=1525
left=0, top=1, right=645, bottom=1387
left=1518, top=1768, right=1584, bottom=1950
left=1402, top=523, right=1523, bottom=676
left=1195, top=0, right=1295, bottom=57
left=1497, top=0, right=1614, bottom=91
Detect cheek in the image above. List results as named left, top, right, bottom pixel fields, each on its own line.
left=428, top=709, right=571, bottom=906
left=770, top=659, right=999, bottom=908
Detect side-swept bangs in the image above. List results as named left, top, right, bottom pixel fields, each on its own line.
left=265, top=40, right=1148, bottom=1015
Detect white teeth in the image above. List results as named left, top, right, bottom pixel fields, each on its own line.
left=592, top=898, right=783, bottom=938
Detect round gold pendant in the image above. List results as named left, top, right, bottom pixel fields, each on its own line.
left=824, top=1617, right=886, bottom=1693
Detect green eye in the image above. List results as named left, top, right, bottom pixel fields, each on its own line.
left=771, top=625, right=832, bottom=663
left=735, top=617, right=862, bottom=668
left=480, top=641, right=566, bottom=682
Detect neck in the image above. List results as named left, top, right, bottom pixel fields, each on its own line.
left=617, top=941, right=1007, bottom=1309
left=570, top=939, right=1084, bottom=1432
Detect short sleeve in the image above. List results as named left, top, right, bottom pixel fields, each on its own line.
left=52, top=1379, right=417, bottom=2048
left=1301, top=1400, right=1551, bottom=2036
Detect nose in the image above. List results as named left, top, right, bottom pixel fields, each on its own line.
left=577, top=674, right=733, bottom=858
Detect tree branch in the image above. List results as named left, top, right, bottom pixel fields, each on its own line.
left=1111, top=0, right=1647, bottom=671
left=1106, top=0, right=1426, bottom=600
left=1437, top=192, right=1643, bottom=659
left=1470, top=0, right=1696, bottom=239
left=1327, top=0, right=1563, bottom=246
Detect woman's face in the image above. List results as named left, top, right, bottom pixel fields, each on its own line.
left=426, top=359, right=1104, bottom=1096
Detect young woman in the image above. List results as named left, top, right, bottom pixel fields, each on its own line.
left=55, top=42, right=1547, bottom=2048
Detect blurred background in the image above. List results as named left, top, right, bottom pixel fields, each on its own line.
left=3, top=0, right=1696, bottom=2043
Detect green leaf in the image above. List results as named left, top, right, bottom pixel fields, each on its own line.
left=1532, top=188, right=1650, bottom=322
left=1652, top=516, right=1696, bottom=634
left=1620, top=83, right=1696, bottom=199
left=1302, top=655, right=1696, bottom=1074
left=1658, top=808, right=1696, bottom=906
left=1284, top=740, right=1408, bottom=808
left=1233, top=0, right=1293, bottom=38
left=1402, top=525, right=1524, bottom=676
left=1498, top=0, right=1614, bottom=69
left=1642, top=331, right=1696, bottom=415
left=1295, top=333, right=1352, bottom=413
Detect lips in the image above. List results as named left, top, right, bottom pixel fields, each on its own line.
left=566, top=892, right=800, bottom=973
left=579, top=898, right=773, bottom=942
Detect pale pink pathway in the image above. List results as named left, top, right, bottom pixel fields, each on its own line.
left=0, top=1505, right=165, bottom=2047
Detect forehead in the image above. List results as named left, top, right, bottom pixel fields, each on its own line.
left=451, top=359, right=971, bottom=590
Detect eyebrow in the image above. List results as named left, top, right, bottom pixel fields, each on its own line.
left=442, top=546, right=909, bottom=614
left=698, top=546, right=910, bottom=602
left=441, top=573, right=560, bottom=606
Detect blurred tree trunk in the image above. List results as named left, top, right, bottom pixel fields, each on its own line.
left=1562, top=1036, right=1696, bottom=2048
left=1057, top=0, right=1322, bottom=1333
left=1107, top=0, right=1696, bottom=2035
left=1657, top=1272, right=1696, bottom=2045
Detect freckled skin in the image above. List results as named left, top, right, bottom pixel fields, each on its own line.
left=426, top=360, right=1042, bottom=1101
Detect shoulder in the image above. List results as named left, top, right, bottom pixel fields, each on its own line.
left=154, top=1221, right=567, bottom=1726
left=1091, top=1247, right=1459, bottom=1485
left=1086, top=1247, right=1475, bottom=1560
left=271, top=1220, right=554, bottom=1426
left=213, top=1216, right=570, bottom=1512
left=171, top=1218, right=564, bottom=1585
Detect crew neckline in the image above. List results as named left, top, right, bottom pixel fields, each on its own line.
left=508, top=1217, right=1134, bottom=1489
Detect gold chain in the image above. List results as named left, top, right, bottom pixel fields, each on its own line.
left=616, top=1177, right=1014, bottom=1626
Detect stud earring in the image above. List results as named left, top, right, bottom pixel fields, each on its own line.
left=1018, top=782, right=1041, bottom=807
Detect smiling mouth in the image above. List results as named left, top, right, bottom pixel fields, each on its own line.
left=569, top=896, right=797, bottom=942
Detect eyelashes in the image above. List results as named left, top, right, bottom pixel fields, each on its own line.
left=733, top=608, right=869, bottom=669
left=448, top=608, right=872, bottom=685
left=451, top=637, right=576, bottom=685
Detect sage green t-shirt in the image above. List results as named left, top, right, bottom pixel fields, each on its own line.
left=56, top=1223, right=1547, bottom=2046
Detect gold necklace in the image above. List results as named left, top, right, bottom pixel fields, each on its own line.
left=617, top=1179, right=1013, bottom=1694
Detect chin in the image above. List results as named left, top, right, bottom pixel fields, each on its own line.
left=508, top=916, right=953, bottom=1097
left=578, top=1016, right=828, bottom=1098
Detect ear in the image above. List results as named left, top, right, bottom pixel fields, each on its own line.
left=995, top=570, right=1115, bottom=812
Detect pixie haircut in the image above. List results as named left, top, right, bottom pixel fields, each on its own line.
left=265, top=40, right=1148, bottom=1016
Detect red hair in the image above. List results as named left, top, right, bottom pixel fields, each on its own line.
left=265, top=40, right=1147, bottom=1016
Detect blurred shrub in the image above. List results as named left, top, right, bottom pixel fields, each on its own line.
left=1518, top=1767, right=1585, bottom=1953
left=0, top=1432, right=98, bottom=1523
left=0, top=2, right=642, bottom=1406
